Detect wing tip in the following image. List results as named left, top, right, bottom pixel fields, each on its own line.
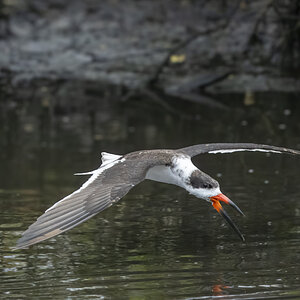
left=180, top=143, right=300, bottom=157
left=12, top=244, right=29, bottom=251
left=13, top=238, right=33, bottom=250
left=14, top=228, right=64, bottom=250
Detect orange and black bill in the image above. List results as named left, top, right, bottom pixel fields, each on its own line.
left=209, top=193, right=245, bottom=242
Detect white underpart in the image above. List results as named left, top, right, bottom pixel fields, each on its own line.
left=146, top=155, right=198, bottom=186
left=45, top=153, right=123, bottom=213
left=208, top=149, right=282, bottom=154
left=146, top=165, right=179, bottom=185
left=146, top=155, right=221, bottom=199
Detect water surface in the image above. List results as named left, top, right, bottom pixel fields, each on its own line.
left=1, top=85, right=300, bottom=299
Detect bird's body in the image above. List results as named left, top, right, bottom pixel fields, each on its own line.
left=15, top=143, right=300, bottom=249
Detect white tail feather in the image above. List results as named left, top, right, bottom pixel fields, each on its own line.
left=101, top=152, right=122, bottom=166
left=74, top=152, right=122, bottom=176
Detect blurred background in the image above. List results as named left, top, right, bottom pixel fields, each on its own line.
left=0, top=1, right=300, bottom=299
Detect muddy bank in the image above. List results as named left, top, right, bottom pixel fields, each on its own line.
left=0, top=0, right=299, bottom=93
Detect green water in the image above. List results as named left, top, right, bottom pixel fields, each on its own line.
left=0, top=85, right=300, bottom=299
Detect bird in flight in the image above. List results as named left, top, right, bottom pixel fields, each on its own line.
left=15, top=143, right=300, bottom=249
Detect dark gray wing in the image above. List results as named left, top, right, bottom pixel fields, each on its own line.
left=179, top=143, right=300, bottom=157
left=15, top=159, right=148, bottom=249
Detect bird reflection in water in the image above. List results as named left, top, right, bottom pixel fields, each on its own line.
left=212, top=283, right=229, bottom=296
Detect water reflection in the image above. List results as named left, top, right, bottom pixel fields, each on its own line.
left=1, top=82, right=300, bottom=299
left=212, top=283, right=230, bottom=296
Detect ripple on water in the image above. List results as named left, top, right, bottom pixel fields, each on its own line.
left=1, top=92, right=300, bottom=299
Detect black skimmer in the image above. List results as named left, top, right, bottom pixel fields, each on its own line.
left=15, top=143, right=300, bottom=249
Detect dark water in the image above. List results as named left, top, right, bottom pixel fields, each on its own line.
left=1, top=84, right=300, bottom=299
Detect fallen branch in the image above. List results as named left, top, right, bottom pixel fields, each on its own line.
left=174, top=72, right=232, bottom=92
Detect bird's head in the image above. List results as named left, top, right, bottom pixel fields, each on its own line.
left=187, top=170, right=245, bottom=241
left=171, top=155, right=245, bottom=241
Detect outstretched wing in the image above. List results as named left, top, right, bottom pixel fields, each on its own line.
left=15, top=158, right=148, bottom=249
left=179, top=143, right=300, bottom=157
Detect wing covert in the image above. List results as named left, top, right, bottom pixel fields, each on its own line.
left=15, top=159, right=145, bottom=249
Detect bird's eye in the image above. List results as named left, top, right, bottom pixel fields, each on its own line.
left=203, top=183, right=213, bottom=189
